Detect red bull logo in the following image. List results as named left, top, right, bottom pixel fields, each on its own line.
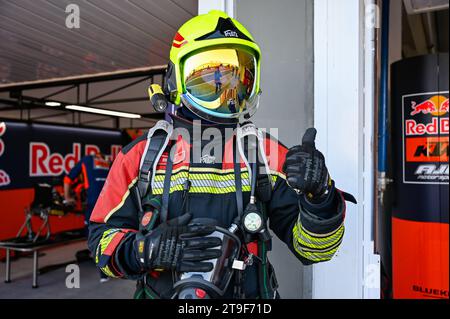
left=0, top=122, right=11, bottom=187
left=403, top=93, right=449, bottom=185
left=442, top=98, right=449, bottom=113
left=29, top=143, right=121, bottom=177
left=405, top=117, right=449, bottom=136
left=0, top=122, right=5, bottom=157
left=0, top=170, right=10, bottom=186
left=30, top=142, right=82, bottom=177
left=410, top=95, right=449, bottom=116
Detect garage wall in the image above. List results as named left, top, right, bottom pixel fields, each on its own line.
left=236, top=0, right=314, bottom=146
left=235, top=0, right=314, bottom=299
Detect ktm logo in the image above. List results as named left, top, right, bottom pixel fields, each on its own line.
left=413, top=141, right=449, bottom=158
left=406, top=137, right=449, bottom=163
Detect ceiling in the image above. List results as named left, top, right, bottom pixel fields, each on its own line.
left=402, top=2, right=449, bottom=57
left=0, top=0, right=197, bottom=129
left=0, top=0, right=197, bottom=84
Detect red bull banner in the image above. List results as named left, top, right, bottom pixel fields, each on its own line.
left=0, top=121, right=129, bottom=255
left=0, top=121, right=125, bottom=190
left=390, top=53, right=449, bottom=299
left=403, top=93, right=449, bottom=184
left=0, top=122, right=9, bottom=187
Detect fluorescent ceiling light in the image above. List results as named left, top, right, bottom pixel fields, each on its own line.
left=65, top=105, right=141, bottom=119
left=45, top=101, right=61, bottom=107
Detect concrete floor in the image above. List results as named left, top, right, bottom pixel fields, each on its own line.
left=0, top=241, right=135, bottom=299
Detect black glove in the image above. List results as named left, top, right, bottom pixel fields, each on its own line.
left=283, top=128, right=330, bottom=199
left=134, top=213, right=222, bottom=273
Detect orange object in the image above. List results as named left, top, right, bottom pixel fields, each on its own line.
left=405, top=137, right=449, bottom=162
left=392, top=217, right=449, bottom=299
left=0, top=188, right=84, bottom=259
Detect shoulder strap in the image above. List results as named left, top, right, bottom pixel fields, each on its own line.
left=236, top=122, right=273, bottom=203
left=233, top=137, right=244, bottom=221
left=137, top=120, right=173, bottom=202
left=160, top=143, right=174, bottom=223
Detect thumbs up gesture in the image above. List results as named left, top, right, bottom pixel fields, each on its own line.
left=282, top=128, right=330, bottom=198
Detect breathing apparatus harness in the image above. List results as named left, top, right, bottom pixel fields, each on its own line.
left=131, top=119, right=277, bottom=299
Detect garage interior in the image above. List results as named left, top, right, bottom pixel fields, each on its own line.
left=0, top=0, right=448, bottom=299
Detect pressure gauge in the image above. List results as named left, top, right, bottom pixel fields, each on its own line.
left=243, top=211, right=263, bottom=233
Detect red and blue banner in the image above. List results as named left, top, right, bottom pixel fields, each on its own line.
left=0, top=121, right=125, bottom=190
left=0, top=121, right=128, bottom=255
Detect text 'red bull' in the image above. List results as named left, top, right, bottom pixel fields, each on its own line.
left=30, top=143, right=121, bottom=177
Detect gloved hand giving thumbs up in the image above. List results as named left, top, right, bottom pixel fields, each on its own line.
left=282, top=128, right=331, bottom=199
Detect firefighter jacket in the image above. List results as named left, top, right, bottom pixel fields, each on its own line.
left=88, top=114, right=348, bottom=298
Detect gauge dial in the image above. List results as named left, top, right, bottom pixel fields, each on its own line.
left=243, top=212, right=263, bottom=233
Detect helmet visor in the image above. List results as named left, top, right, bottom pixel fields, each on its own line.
left=182, top=48, right=258, bottom=122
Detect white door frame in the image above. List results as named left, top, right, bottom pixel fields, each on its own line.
left=198, top=0, right=235, bottom=17
left=313, top=0, right=380, bottom=299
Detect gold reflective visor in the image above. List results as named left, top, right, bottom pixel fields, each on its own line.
left=182, top=48, right=257, bottom=120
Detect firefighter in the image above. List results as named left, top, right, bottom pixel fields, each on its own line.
left=88, top=10, right=355, bottom=298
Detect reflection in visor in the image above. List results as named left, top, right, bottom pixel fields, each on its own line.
left=183, top=48, right=257, bottom=118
